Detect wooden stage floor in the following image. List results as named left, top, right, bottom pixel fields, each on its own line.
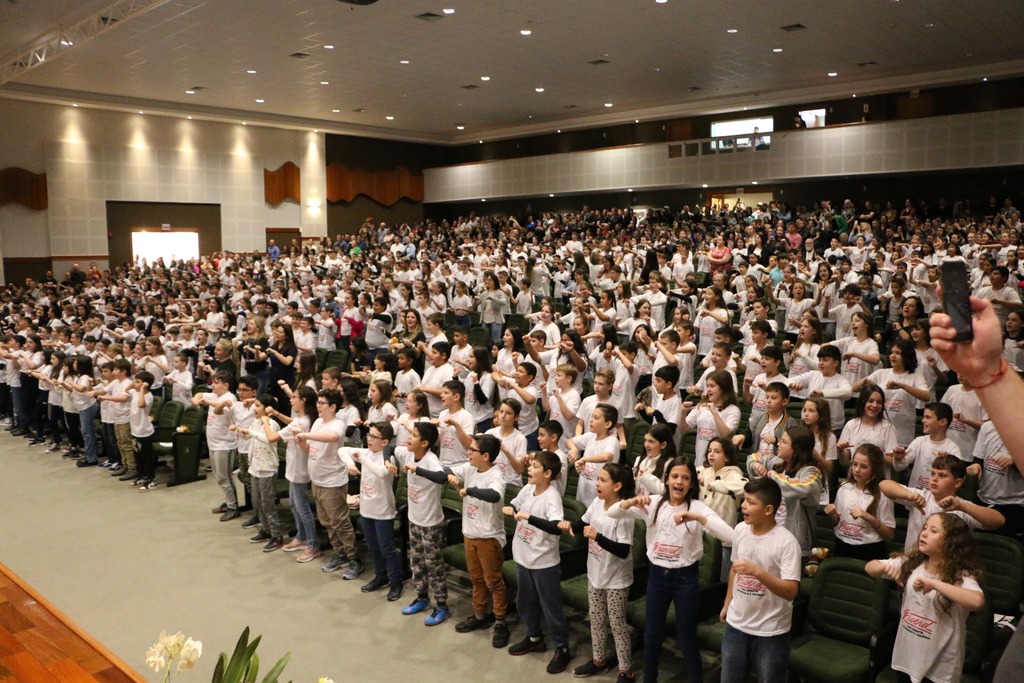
left=0, top=562, right=146, bottom=683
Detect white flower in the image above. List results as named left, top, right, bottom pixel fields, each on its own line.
left=144, top=644, right=166, bottom=672
left=317, top=678, right=335, bottom=683
left=164, top=631, right=187, bottom=658
left=177, top=638, right=202, bottom=671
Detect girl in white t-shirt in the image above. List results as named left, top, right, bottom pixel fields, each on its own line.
left=837, top=383, right=899, bottom=468
left=610, top=456, right=735, bottom=683
left=801, top=397, right=837, bottom=503
left=362, top=379, right=398, bottom=441
left=696, top=437, right=747, bottom=580
left=265, top=387, right=319, bottom=560
left=681, top=369, right=742, bottom=468
left=568, top=403, right=621, bottom=507
left=825, top=443, right=895, bottom=562
left=829, top=312, right=881, bottom=385
left=853, top=339, right=932, bottom=447
left=559, top=463, right=637, bottom=681
left=633, top=423, right=673, bottom=499
left=866, top=514, right=984, bottom=683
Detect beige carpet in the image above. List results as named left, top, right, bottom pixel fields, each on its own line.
left=0, top=434, right=605, bottom=683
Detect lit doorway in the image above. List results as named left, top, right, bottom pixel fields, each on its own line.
left=131, top=229, right=200, bottom=266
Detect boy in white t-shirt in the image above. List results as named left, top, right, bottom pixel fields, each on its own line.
left=447, top=434, right=510, bottom=647
left=193, top=370, right=240, bottom=520
left=437, top=379, right=476, bottom=466
left=541, top=364, right=582, bottom=450
left=503, top=451, right=572, bottom=673
left=537, top=421, right=570, bottom=497
left=164, top=353, right=194, bottom=406
left=893, top=402, right=961, bottom=489
left=720, top=478, right=801, bottom=683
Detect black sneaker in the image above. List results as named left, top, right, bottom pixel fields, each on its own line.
left=386, top=582, right=404, bottom=602
left=109, top=466, right=126, bottom=476
left=321, top=553, right=350, bottom=573
left=262, top=537, right=284, bottom=552
left=361, top=576, right=388, bottom=593
left=492, top=620, right=510, bottom=648
left=76, top=459, right=97, bottom=468
left=456, top=614, right=495, bottom=633
left=28, top=438, right=45, bottom=447
left=508, top=636, right=547, bottom=656
left=573, top=659, right=614, bottom=678
left=614, top=671, right=635, bottom=683
left=219, top=509, right=240, bottom=522
left=118, top=469, right=138, bottom=481
left=241, top=516, right=260, bottom=529
left=211, top=503, right=228, bottom=514
left=341, top=559, right=364, bottom=580
left=547, top=647, right=572, bottom=674
left=249, top=530, right=272, bottom=544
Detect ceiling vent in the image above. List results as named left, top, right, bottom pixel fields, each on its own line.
left=688, top=86, right=702, bottom=91
left=780, top=23, right=806, bottom=32
left=99, top=15, right=119, bottom=24
left=461, top=84, right=479, bottom=90
left=416, top=12, right=443, bottom=21
left=589, top=59, right=610, bottom=66
left=290, top=52, right=311, bottom=59
left=352, top=108, right=366, bottom=112
left=563, top=104, right=578, bottom=109
left=857, top=61, right=878, bottom=67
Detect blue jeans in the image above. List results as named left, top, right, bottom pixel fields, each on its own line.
left=10, top=386, right=24, bottom=427
left=361, top=516, right=402, bottom=583
left=79, top=403, right=100, bottom=463
left=524, top=430, right=539, bottom=452
left=517, top=564, right=568, bottom=648
left=488, top=322, right=504, bottom=346
left=644, top=563, right=702, bottom=683
left=720, top=624, right=790, bottom=683
left=288, top=480, right=318, bottom=549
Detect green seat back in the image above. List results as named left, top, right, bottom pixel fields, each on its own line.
left=699, top=534, right=722, bottom=589
left=158, top=400, right=184, bottom=428
left=806, top=557, right=889, bottom=646
left=973, top=532, right=1024, bottom=616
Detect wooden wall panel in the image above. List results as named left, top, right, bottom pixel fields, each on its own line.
left=0, top=167, right=48, bottom=210
left=325, top=163, right=424, bottom=206
left=264, top=161, right=301, bottom=205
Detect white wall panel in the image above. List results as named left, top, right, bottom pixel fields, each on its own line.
left=425, top=108, right=1024, bottom=202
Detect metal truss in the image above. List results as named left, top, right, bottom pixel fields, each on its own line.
left=0, top=0, right=171, bottom=86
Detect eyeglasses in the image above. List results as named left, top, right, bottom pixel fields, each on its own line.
left=466, top=447, right=481, bottom=454
left=368, top=434, right=385, bottom=441
left=316, top=399, right=329, bottom=405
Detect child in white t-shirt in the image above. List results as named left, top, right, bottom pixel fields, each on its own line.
left=720, top=478, right=802, bottom=683
left=568, top=404, right=621, bottom=507
left=893, top=402, right=961, bottom=489
left=866, top=513, right=984, bottom=683
left=164, top=353, right=194, bottom=405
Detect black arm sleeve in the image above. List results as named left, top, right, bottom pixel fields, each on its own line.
left=651, top=409, right=668, bottom=424
left=345, top=425, right=357, bottom=437
left=528, top=515, right=563, bottom=536
left=594, top=533, right=631, bottom=559
left=415, top=467, right=448, bottom=484
left=569, top=519, right=586, bottom=535
left=473, top=383, right=488, bottom=405
left=465, top=487, right=501, bottom=503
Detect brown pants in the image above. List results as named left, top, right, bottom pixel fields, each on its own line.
left=312, top=484, right=358, bottom=559
left=114, top=422, right=136, bottom=469
left=465, top=536, right=507, bottom=619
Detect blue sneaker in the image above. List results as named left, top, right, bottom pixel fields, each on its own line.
left=424, top=607, right=450, bottom=626
left=401, top=598, right=430, bottom=615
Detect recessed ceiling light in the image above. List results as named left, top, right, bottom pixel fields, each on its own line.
left=313, top=129, right=318, bottom=133
left=520, top=29, right=531, bottom=35
left=752, top=181, right=759, bottom=185
left=400, top=59, right=410, bottom=64
left=627, top=189, right=634, bottom=192
left=924, top=22, right=934, bottom=28
left=443, top=8, right=455, bottom=14
left=456, top=125, right=465, bottom=130
left=702, top=183, right=708, bottom=188
left=60, top=39, right=74, bottom=46
left=549, top=193, right=555, bottom=197
left=535, top=87, right=545, bottom=92
left=385, top=115, right=394, bottom=120
left=557, top=129, right=561, bottom=133
left=242, top=122, right=247, bottom=125
left=255, top=98, right=265, bottom=103
left=480, top=76, right=490, bottom=81
left=246, top=69, right=256, bottom=74
left=138, top=110, right=144, bottom=114
left=635, top=119, right=639, bottom=123
left=332, top=109, right=340, bottom=113
left=528, top=115, right=532, bottom=119
left=983, top=77, right=988, bottom=82
left=320, top=81, right=329, bottom=85
left=481, top=198, right=486, bottom=202
left=187, top=115, right=192, bottom=119
left=827, top=72, right=838, bottom=77
left=656, top=0, right=667, bottom=3
left=479, top=140, right=483, bottom=143
left=323, top=44, right=334, bottom=49
left=772, top=48, right=783, bottom=53
left=604, top=103, right=613, bottom=107
left=185, top=89, right=195, bottom=94
left=726, top=28, right=738, bottom=33
left=72, top=103, right=78, bottom=107
left=852, top=93, right=857, bottom=97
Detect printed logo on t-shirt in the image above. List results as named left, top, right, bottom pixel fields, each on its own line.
left=582, top=462, right=597, bottom=480
left=837, top=520, right=865, bottom=541
left=886, top=398, right=904, bottom=414
left=775, top=499, right=788, bottom=527
left=466, top=501, right=479, bottom=519
left=736, top=573, right=767, bottom=598
left=844, top=357, right=861, bottom=374
left=440, top=430, right=455, bottom=450
left=949, top=418, right=967, bottom=433
left=408, top=484, right=421, bottom=503
left=697, top=426, right=715, bottom=441
left=360, top=481, right=376, bottom=498
left=651, top=542, right=682, bottom=562
left=900, top=609, right=937, bottom=639
left=516, top=522, right=536, bottom=544
left=307, top=442, right=324, bottom=461
left=985, top=458, right=1009, bottom=476
left=588, top=538, right=605, bottom=559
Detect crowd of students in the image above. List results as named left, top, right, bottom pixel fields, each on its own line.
left=1, top=195, right=1022, bottom=682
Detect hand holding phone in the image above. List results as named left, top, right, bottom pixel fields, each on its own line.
left=940, top=262, right=973, bottom=343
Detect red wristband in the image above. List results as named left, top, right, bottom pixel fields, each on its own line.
left=972, top=358, right=1009, bottom=390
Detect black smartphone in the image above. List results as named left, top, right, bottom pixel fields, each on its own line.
left=940, top=261, right=973, bottom=343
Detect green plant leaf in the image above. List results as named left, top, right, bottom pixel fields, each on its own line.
left=260, top=652, right=291, bottom=683
left=244, top=652, right=259, bottom=683
left=211, top=653, right=228, bottom=683
left=224, top=632, right=261, bottom=683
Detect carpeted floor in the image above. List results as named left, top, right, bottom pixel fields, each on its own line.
left=0, top=433, right=619, bottom=683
